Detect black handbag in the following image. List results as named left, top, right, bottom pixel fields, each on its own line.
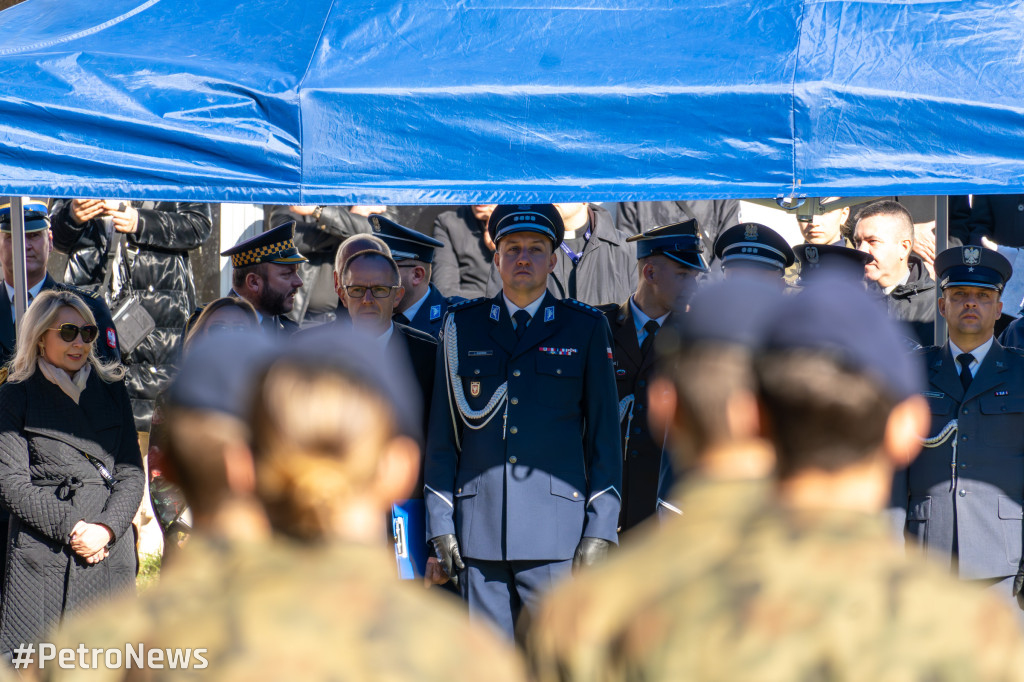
left=101, top=230, right=156, bottom=355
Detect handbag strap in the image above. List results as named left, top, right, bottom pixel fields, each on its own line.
left=100, top=232, right=134, bottom=301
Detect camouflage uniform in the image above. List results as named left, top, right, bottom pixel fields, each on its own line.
left=528, top=475, right=771, bottom=682
left=44, top=536, right=527, bottom=681
left=532, top=505, right=1024, bottom=682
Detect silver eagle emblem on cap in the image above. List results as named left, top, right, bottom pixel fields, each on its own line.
left=744, top=224, right=759, bottom=241
left=963, top=246, right=981, bottom=265
left=806, top=246, right=819, bottom=264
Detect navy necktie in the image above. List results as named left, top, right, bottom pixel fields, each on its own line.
left=513, top=310, right=531, bottom=339
left=956, top=352, right=975, bottom=393
left=640, top=320, right=660, bottom=357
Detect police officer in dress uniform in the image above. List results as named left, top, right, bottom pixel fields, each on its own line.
left=597, top=220, right=707, bottom=533
left=713, top=222, right=795, bottom=282
left=221, top=222, right=307, bottom=335
left=0, top=202, right=120, bottom=367
left=369, top=214, right=463, bottom=340
left=425, top=204, right=621, bottom=641
left=890, top=245, right=1024, bottom=616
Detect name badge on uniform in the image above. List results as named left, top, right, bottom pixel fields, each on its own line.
left=922, top=391, right=945, bottom=399
left=544, top=306, right=555, bottom=322
left=490, top=305, right=500, bottom=321
left=468, top=350, right=493, bottom=357
left=470, top=381, right=481, bottom=397
left=430, top=305, right=441, bottom=321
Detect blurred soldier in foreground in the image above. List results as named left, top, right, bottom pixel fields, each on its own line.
left=598, top=220, right=707, bottom=532
left=45, top=331, right=525, bottom=681
left=528, top=275, right=781, bottom=680
left=532, top=273, right=1024, bottom=681
left=221, top=222, right=306, bottom=335
left=425, top=204, right=621, bottom=641
left=891, top=246, right=1024, bottom=616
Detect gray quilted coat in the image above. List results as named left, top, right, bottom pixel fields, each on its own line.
left=0, top=370, right=143, bottom=652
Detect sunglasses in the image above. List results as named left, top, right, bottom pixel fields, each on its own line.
left=49, top=323, right=98, bottom=344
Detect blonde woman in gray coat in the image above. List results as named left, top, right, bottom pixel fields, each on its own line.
left=0, top=289, right=143, bottom=654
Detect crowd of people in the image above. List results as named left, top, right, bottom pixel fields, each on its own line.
left=0, top=195, right=1022, bottom=678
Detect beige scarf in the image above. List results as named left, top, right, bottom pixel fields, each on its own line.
left=37, top=359, right=91, bottom=404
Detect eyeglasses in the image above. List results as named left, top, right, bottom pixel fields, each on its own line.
left=344, top=285, right=399, bottom=299
left=49, top=323, right=98, bottom=344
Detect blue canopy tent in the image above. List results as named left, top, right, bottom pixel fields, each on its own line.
left=0, top=0, right=1021, bottom=330
left=1, top=0, right=1022, bottom=206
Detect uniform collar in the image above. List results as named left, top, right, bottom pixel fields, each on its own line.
left=400, top=287, right=430, bottom=322
left=6, top=277, right=46, bottom=305
left=503, top=292, right=546, bottom=320
left=949, top=336, right=994, bottom=373
left=629, top=296, right=670, bottom=337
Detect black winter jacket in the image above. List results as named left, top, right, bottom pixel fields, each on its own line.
left=884, top=256, right=936, bottom=346
left=49, top=201, right=213, bottom=429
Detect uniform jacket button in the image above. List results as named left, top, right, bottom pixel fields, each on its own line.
left=511, top=397, right=519, bottom=405
left=509, top=456, right=517, bottom=464
left=513, top=369, right=521, bottom=377
left=958, top=489, right=966, bottom=497
left=474, top=369, right=480, bottom=375
left=572, top=492, right=579, bottom=498
left=510, top=426, right=518, bottom=434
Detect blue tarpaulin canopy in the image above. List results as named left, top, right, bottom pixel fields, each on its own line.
left=0, top=0, right=1022, bottom=204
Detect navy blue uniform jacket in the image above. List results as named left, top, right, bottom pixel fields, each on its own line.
left=424, top=292, right=622, bottom=561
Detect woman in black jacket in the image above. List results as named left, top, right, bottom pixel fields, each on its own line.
left=0, top=290, right=144, bottom=653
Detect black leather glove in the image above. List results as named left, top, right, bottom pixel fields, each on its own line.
left=572, top=537, right=612, bottom=573
left=431, top=533, right=465, bottom=589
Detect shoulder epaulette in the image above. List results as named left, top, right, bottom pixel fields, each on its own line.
left=595, top=303, right=619, bottom=315
left=446, top=295, right=468, bottom=306
left=448, top=297, right=488, bottom=313
left=913, top=345, right=941, bottom=356
left=558, top=298, right=604, bottom=318
left=1004, top=346, right=1024, bottom=358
